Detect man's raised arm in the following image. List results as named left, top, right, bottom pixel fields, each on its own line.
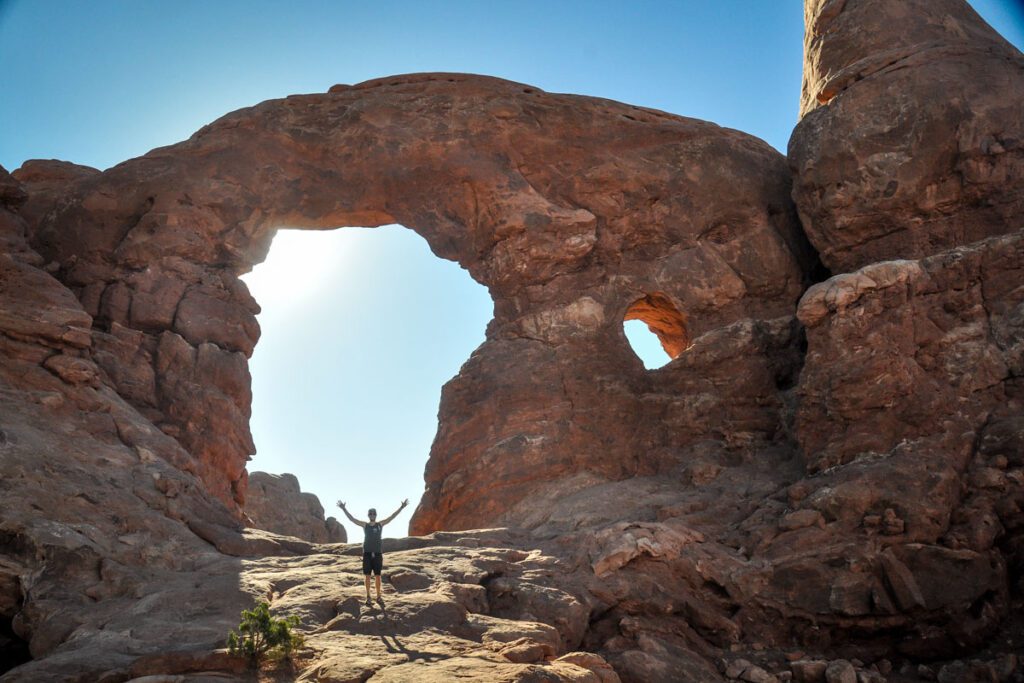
left=380, top=499, right=409, bottom=526
left=336, top=501, right=366, bottom=528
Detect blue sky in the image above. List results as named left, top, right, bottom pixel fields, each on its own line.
left=2, top=1, right=1021, bottom=536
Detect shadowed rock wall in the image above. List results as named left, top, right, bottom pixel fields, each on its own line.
left=783, top=0, right=1024, bottom=661
left=791, top=0, right=1024, bottom=272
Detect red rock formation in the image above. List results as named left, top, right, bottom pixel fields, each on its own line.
left=244, top=472, right=346, bottom=543
left=1, top=0, right=1022, bottom=679
left=796, top=235, right=1022, bottom=474
left=782, top=0, right=1024, bottom=665
left=15, top=73, right=813, bottom=525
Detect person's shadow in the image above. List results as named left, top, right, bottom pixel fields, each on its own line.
left=373, top=598, right=449, bottom=663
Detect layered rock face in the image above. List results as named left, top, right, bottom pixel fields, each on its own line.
left=1, top=0, right=1023, bottom=680
left=1, top=164, right=625, bottom=682
left=244, top=472, right=346, bottom=544
left=0, top=165, right=252, bottom=678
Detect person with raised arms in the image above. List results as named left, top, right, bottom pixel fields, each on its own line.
left=336, top=499, right=408, bottom=605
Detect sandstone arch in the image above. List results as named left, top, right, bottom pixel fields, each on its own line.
left=17, top=73, right=814, bottom=531
left=3, top=1, right=1024, bottom=677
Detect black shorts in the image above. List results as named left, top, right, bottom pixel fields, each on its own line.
left=362, top=552, right=383, bottom=576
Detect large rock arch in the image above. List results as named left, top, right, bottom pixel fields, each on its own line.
left=17, top=73, right=814, bottom=531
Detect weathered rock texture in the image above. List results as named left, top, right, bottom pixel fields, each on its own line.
left=783, top=0, right=1024, bottom=667
left=245, top=472, right=346, bottom=544
left=1, top=0, right=1023, bottom=680
left=791, top=0, right=1024, bottom=272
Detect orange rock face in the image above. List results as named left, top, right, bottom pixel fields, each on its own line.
left=623, top=292, right=690, bottom=360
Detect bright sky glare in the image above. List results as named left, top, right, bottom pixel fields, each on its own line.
left=623, top=320, right=672, bottom=369
left=240, top=227, right=492, bottom=536
left=2, top=1, right=1021, bottom=536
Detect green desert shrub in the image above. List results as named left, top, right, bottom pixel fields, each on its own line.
left=227, top=601, right=303, bottom=667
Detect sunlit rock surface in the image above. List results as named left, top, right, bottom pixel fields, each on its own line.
left=1, top=0, right=1023, bottom=679
left=790, top=0, right=1024, bottom=272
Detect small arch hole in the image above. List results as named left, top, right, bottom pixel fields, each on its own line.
left=623, top=293, right=689, bottom=369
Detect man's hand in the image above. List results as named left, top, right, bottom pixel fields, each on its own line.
left=337, top=500, right=346, bottom=510
left=401, top=498, right=409, bottom=508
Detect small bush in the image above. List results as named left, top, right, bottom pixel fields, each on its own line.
left=227, top=601, right=303, bottom=667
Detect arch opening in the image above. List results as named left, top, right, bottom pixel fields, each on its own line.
left=239, top=224, right=494, bottom=536
left=623, top=292, right=689, bottom=369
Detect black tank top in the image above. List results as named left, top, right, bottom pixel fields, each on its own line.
left=363, top=523, right=383, bottom=554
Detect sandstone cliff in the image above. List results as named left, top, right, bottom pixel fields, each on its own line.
left=0, top=0, right=1022, bottom=681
